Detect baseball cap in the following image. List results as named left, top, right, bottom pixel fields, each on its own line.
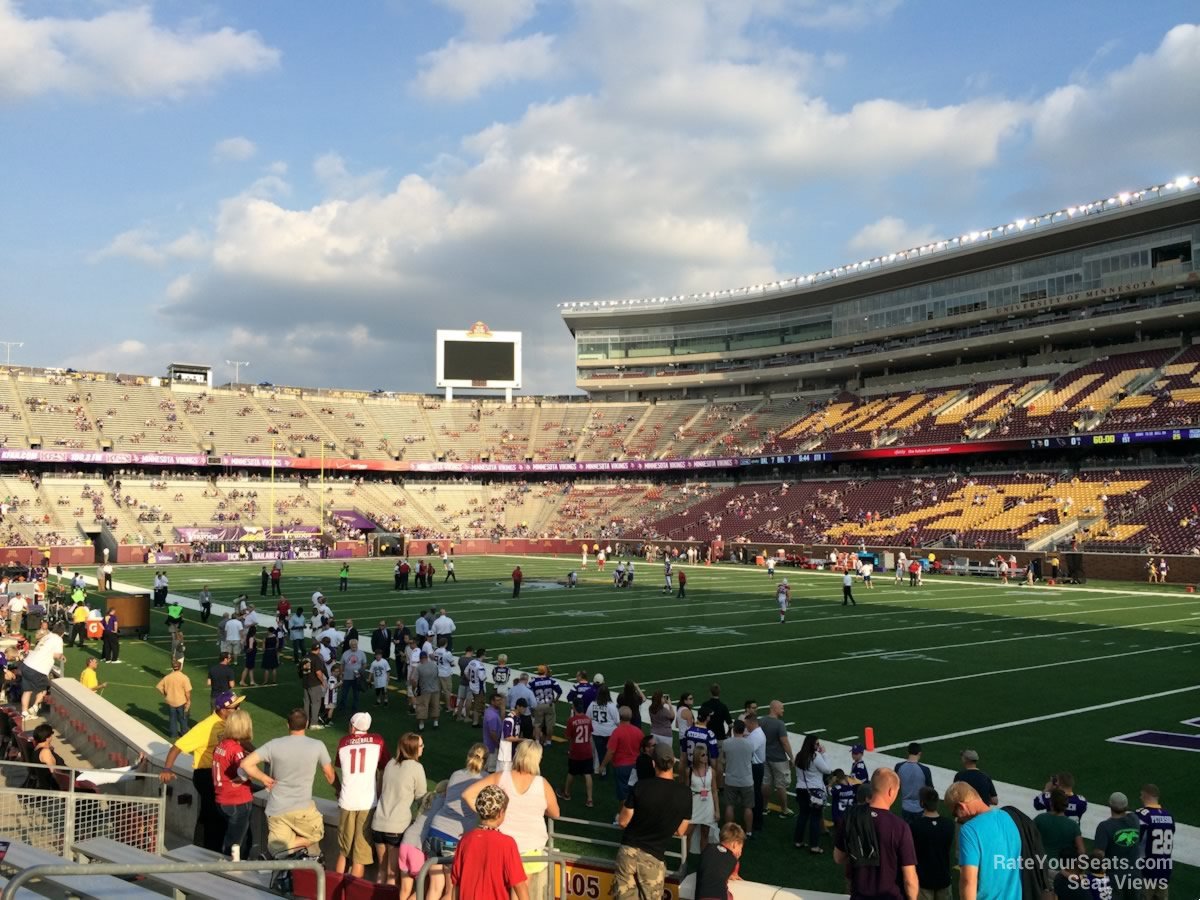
left=1108, top=792, right=1129, bottom=810
left=961, top=749, right=980, bottom=762
left=350, top=712, right=372, bottom=732
left=850, top=744, right=865, bottom=755
left=214, top=691, right=245, bottom=711
left=593, top=673, right=605, bottom=684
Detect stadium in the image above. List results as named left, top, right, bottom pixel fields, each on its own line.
left=2, top=175, right=1199, bottom=898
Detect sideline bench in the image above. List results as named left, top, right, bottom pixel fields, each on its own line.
left=2, top=840, right=152, bottom=900
left=73, top=837, right=280, bottom=900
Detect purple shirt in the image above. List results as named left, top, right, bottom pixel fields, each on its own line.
left=834, top=807, right=917, bottom=900
left=482, top=705, right=503, bottom=753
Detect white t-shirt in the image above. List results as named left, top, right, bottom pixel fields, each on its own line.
left=24, top=633, right=64, bottom=675
left=336, top=733, right=387, bottom=811
left=860, top=563, right=873, bottom=577
left=370, top=659, right=391, bottom=689
left=432, top=615, right=455, bottom=636
left=746, top=725, right=767, bottom=765
left=8, top=596, right=28, bottom=615
left=224, top=618, right=244, bottom=643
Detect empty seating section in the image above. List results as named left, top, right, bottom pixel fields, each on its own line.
left=191, top=390, right=277, bottom=452
left=484, top=405, right=536, bottom=462
left=0, top=375, right=28, bottom=448
left=986, top=349, right=1176, bottom=438
left=0, top=475, right=67, bottom=546
left=256, top=393, right=339, bottom=457
left=307, top=397, right=390, bottom=460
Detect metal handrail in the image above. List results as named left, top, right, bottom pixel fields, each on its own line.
left=0, top=858, right=326, bottom=900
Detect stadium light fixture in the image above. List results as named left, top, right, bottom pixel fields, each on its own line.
left=225, top=359, right=250, bottom=385
left=0, top=341, right=23, bottom=366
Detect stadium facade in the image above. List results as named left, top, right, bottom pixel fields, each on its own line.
left=560, top=177, right=1200, bottom=400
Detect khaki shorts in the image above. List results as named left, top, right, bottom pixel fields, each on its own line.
left=337, top=807, right=374, bottom=865
left=723, top=783, right=755, bottom=809
left=413, top=691, right=440, bottom=721
left=533, top=703, right=555, bottom=735
left=766, top=760, right=792, bottom=791
left=267, top=804, right=325, bottom=856
left=613, top=845, right=665, bottom=900
left=438, top=675, right=452, bottom=697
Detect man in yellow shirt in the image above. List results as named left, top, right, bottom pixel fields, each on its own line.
left=70, top=597, right=90, bottom=648
left=156, top=659, right=193, bottom=740
left=78, top=657, right=106, bottom=692
left=160, top=691, right=244, bottom=851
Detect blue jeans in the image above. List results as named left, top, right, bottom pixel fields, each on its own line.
left=168, top=705, right=188, bottom=740
left=219, top=802, right=253, bottom=858
left=614, top=764, right=635, bottom=803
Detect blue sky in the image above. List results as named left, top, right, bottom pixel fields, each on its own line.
left=2, top=0, right=1199, bottom=394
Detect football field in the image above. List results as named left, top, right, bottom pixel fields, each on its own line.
left=96, top=555, right=1200, bottom=893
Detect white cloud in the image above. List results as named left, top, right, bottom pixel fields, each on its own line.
left=848, top=216, right=938, bottom=255
left=313, top=152, right=388, bottom=199
left=1032, top=24, right=1200, bottom=178
left=0, top=0, right=279, bottom=101
left=435, top=0, right=539, bottom=40
left=91, top=227, right=210, bottom=265
left=213, top=136, right=257, bottom=163
left=414, top=34, right=557, bottom=100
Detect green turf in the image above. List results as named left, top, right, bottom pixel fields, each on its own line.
left=60, top=556, right=1200, bottom=895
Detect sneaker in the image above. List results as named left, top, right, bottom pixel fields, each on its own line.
left=433, top=720, right=439, bottom=728
left=418, top=723, right=425, bottom=731
left=309, top=723, right=324, bottom=730
left=20, top=710, right=33, bottom=720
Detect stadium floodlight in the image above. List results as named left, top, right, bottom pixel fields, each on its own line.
left=225, top=359, right=250, bottom=385
left=0, top=341, right=23, bottom=366
left=1174, top=176, right=1191, bottom=190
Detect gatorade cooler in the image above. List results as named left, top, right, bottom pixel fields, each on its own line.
left=85, top=621, right=103, bottom=640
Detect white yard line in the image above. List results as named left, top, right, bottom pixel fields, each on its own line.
left=874, top=685, right=1200, bottom=751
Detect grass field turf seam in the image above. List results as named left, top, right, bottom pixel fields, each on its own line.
left=76, top=556, right=1200, bottom=895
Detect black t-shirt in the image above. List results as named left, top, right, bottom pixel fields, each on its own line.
left=207, top=663, right=235, bottom=695
left=694, top=843, right=739, bottom=899
left=954, top=768, right=997, bottom=803
left=697, top=699, right=732, bottom=741
left=909, top=814, right=954, bottom=889
left=300, top=657, right=324, bottom=689
left=621, top=776, right=692, bottom=860
left=634, top=753, right=655, bottom=783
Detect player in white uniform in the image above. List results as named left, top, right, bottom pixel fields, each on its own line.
left=614, top=561, right=626, bottom=588
left=777, top=579, right=791, bottom=624
left=766, top=556, right=776, bottom=578
left=566, top=570, right=578, bottom=588
left=662, top=559, right=674, bottom=594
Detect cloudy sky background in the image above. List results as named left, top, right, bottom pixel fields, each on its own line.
left=3, top=0, right=1199, bottom=394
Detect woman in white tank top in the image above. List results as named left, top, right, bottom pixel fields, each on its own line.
left=674, top=691, right=695, bottom=736
left=461, top=739, right=561, bottom=898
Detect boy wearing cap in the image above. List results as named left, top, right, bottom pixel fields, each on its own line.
left=450, top=784, right=529, bottom=900
left=850, top=744, right=868, bottom=782
left=160, top=691, right=246, bottom=852
left=334, top=712, right=387, bottom=878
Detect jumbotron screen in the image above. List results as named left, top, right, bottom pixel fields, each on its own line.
left=436, top=326, right=522, bottom=388
left=442, top=340, right=516, bottom=381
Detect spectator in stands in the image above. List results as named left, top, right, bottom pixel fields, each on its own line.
left=910, top=787, right=954, bottom=900
left=424, top=743, right=488, bottom=898
left=697, top=682, right=732, bottom=745
left=336, top=713, right=389, bottom=879
left=694, top=822, right=745, bottom=900
left=449, top=785, right=530, bottom=900
left=463, top=739, right=561, bottom=899
left=156, top=659, right=192, bottom=740
left=1034, top=788, right=1085, bottom=861
left=721, top=721, right=755, bottom=837
left=601, top=706, right=644, bottom=804
left=945, top=781, right=1022, bottom=900
left=160, top=691, right=246, bottom=852
left=953, top=749, right=998, bottom=806
left=20, top=622, right=65, bottom=720
left=896, top=743, right=934, bottom=825
left=833, top=768, right=918, bottom=900
left=744, top=714, right=767, bottom=833
left=613, top=743, right=691, bottom=900
left=373, top=732, right=428, bottom=884
left=413, top=650, right=441, bottom=730
left=1093, top=792, right=1143, bottom=900
left=240, top=707, right=336, bottom=858
left=211, top=708, right=255, bottom=859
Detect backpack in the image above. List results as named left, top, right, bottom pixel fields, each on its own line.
left=1001, top=805, right=1051, bottom=898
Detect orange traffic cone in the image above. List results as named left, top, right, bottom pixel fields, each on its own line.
left=864, top=726, right=876, bottom=752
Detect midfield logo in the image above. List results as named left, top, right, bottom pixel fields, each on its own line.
left=1109, top=717, right=1200, bottom=753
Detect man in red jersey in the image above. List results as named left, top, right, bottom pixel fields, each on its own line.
left=561, top=700, right=595, bottom=807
